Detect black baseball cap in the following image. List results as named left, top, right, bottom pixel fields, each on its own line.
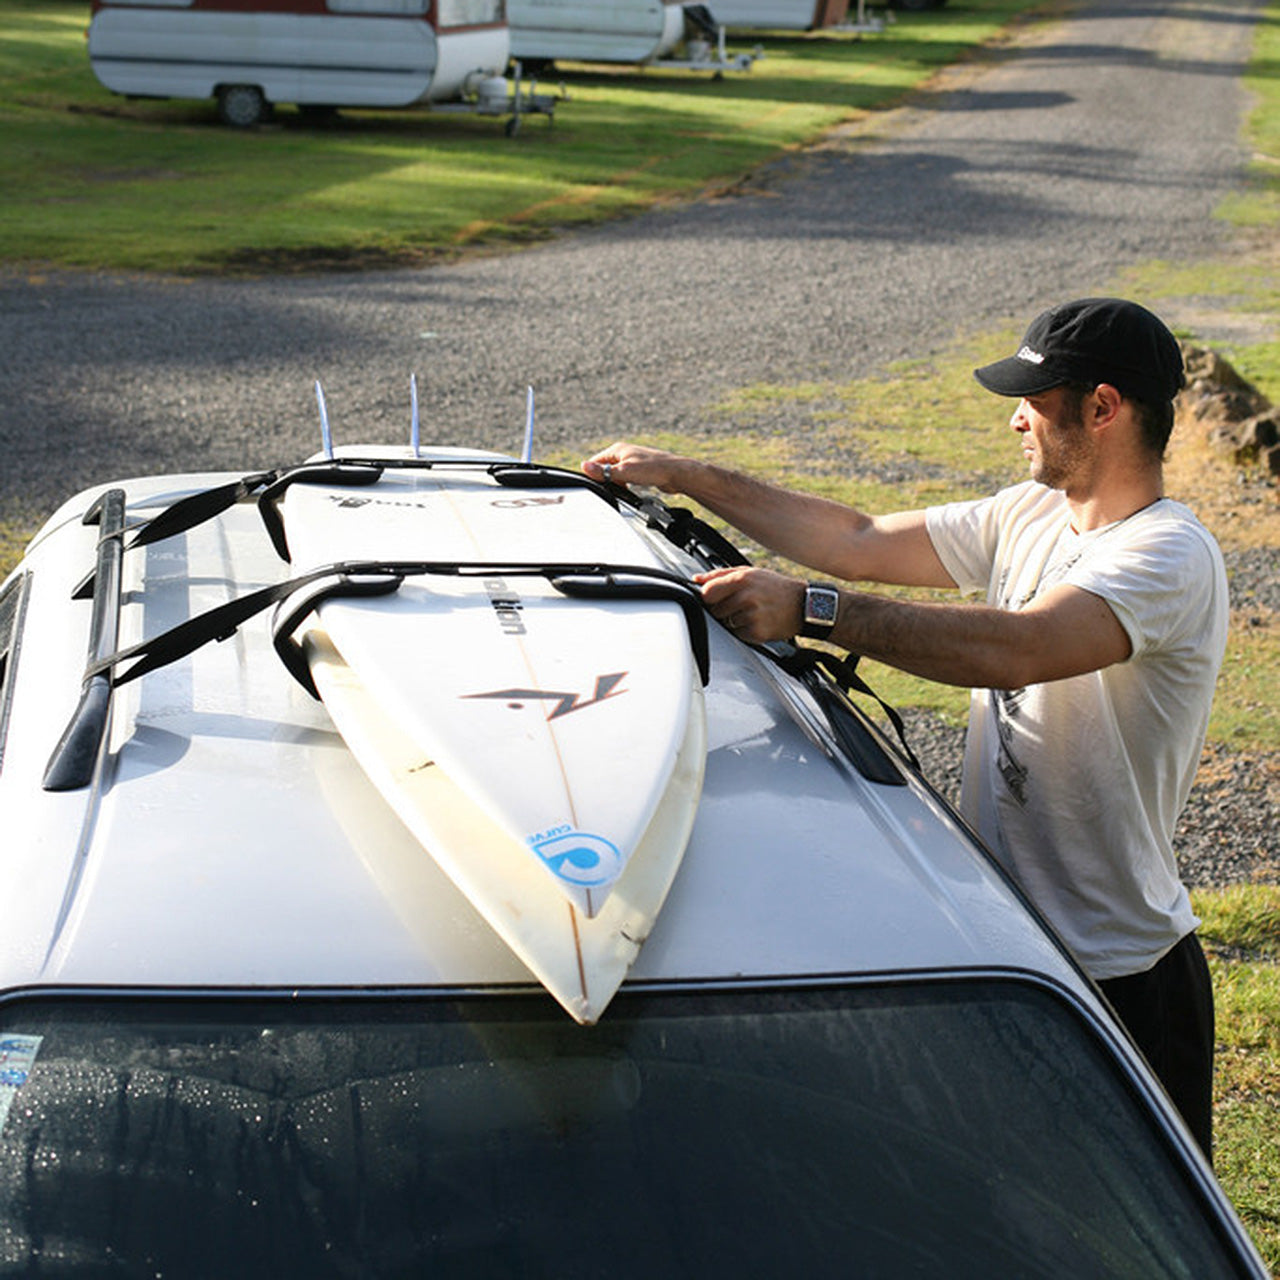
left=973, top=298, right=1184, bottom=404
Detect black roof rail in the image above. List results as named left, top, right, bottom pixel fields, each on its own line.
left=43, top=489, right=127, bottom=792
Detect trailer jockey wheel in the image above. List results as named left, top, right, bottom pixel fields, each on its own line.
left=217, top=85, right=269, bottom=128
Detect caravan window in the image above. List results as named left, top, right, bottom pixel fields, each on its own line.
left=435, top=0, right=504, bottom=27
left=328, top=0, right=429, bottom=12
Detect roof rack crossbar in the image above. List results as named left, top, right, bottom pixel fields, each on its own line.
left=255, top=457, right=624, bottom=563
left=83, top=455, right=703, bottom=578
left=268, top=561, right=710, bottom=697
left=548, top=571, right=710, bottom=686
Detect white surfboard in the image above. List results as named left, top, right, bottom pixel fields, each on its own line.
left=307, top=634, right=705, bottom=1023
left=277, top=450, right=707, bottom=1010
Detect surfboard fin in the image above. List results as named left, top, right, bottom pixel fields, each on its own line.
left=522, top=385, right=535, bottom=464
left=410, top=373, right=421, bottom=458
left=315, top=381, right=333, bottom=459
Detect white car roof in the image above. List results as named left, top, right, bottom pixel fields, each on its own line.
left=1, top=461, right=1080, bottom=1004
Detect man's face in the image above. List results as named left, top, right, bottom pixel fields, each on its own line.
left=1009, top=386, right=1091, bottom=490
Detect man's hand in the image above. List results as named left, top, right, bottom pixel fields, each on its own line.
left=695, top=566, right=807, bottom=644
left=583, top=442, right=690, bottom=493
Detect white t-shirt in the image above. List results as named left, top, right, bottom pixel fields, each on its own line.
left=925, top=482, right=1229, bottom=980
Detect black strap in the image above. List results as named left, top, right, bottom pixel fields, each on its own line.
left=649, top=504, right=749, bottom=569
left=776, top=644, right=920, bottom=775
left=126, top=471, right=279, bottom=549
left=86, top=559, right=713, bottom=696
left=86, top=566, right=344, bottom=688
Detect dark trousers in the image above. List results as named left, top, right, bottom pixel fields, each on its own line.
left=1098, top=931, right=1215, bottom=1162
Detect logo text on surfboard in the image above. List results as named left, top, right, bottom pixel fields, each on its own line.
left=482, top=577, right=525, bottom=636
left=325, top=494, right=431, bottom=512
left=464, top=672, right=628, bottom=720
left=529, top=827, right=623, bottom=888
left=490, top=496, right=566, bottom=509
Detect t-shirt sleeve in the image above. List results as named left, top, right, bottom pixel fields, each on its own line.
left=1063, top=522, right=1225, bottom=660
left=925, top=493, right=1003, bottom=597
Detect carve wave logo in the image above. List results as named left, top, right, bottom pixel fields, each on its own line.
left=530, top=829, right=623, bottom=888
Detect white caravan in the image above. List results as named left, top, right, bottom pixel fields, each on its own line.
left=87, top=0, right=552, bottom=129
left=707, top=0, right=852, bottom=27
left=507, top=0, right=758, bottom=72
left=508, top=0, right=684, bottom=64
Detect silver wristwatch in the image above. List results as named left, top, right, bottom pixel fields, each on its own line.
left=800, top=582, right=840, bottom=639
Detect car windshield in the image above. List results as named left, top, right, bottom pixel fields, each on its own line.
left=0, top=980, right=1249, bottom=1278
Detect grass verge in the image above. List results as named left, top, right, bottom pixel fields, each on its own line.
left=1197, top=884, right=1280, bottom=1272
left=0, top=0, right=1045, bottom=273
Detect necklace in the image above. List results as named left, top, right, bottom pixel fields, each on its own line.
left=1038, top=497, right=1166, bottom=595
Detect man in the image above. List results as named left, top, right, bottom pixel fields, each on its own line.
left=584, top=298, right=1228, bottom=1158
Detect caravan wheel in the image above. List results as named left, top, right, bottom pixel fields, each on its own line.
left=217, top=85, right=268, bottom=128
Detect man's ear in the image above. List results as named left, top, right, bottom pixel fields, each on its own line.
left=1089, top=382, right=1125, bottom=431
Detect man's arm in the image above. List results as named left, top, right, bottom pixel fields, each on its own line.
left=583, top=441, right=954, bottom=588
left=698, top=569, right=1133, bottom=690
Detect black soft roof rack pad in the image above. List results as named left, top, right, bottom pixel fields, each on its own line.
left=489, top=464, right=619, bottom=507
left=271, top=572, right=405, bottom=698
left=548, top=571, right=710, bottom=686
left=258, top=461, right=386, bottom=561
left=258, top=458, right=621, bottom=562
left=271, top=564, right=710, bottom=697
left=112, top=456, right=630, bottom=571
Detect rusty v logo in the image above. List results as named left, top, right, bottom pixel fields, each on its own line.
left=464, top=672, right=628, bottom=720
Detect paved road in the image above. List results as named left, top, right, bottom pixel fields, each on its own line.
left=0, top=0, right=1263, bottom=519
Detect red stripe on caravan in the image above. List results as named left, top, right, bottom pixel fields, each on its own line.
left=91, top=0, right=506, bottom=26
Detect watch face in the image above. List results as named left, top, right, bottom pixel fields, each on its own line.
left=806, top=586, right=838, bottom=625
